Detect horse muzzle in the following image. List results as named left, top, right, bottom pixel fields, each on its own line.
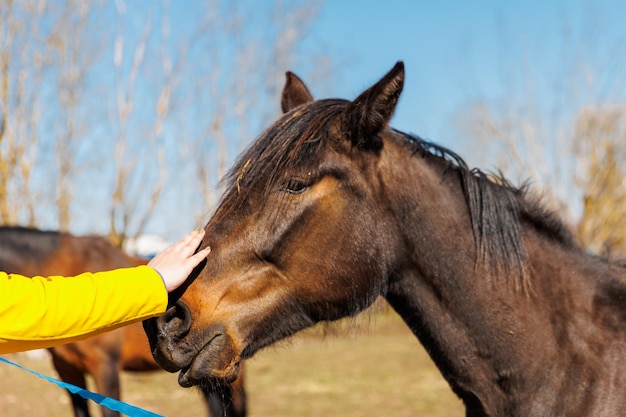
left=142, top=300, right=241, bottom=386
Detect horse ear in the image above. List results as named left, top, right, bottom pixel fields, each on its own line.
left=281, top=71, right=314, bottom=113
left=344, top=61, right=404, bottom=149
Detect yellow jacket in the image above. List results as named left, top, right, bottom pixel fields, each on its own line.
left=0, top=265, right=167, bottom=354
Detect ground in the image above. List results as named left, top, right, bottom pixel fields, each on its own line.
left=0, top=304, right=463, bottom=417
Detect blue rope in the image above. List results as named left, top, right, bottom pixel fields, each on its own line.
left=0, top=356, right=163, bottom=417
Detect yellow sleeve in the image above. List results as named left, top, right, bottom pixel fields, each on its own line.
left=0, top=265, right=168, bottom=354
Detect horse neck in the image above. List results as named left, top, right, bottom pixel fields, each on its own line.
left=380, top=138, right=482, bottom=300
left=379, top=139, right=626, bottom=415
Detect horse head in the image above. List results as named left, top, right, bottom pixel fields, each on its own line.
left=144, top=62, right=408, bottom=388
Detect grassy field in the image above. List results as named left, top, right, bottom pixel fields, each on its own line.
left=0, top=305, right=464, bottom=417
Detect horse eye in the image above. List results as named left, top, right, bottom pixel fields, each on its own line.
left=281, top=178, right=310, bottom=194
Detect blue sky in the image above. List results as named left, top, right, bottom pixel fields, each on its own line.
left=300, top=0, right=626, bottom=150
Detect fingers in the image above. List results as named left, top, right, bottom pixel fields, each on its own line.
left=190, top=246, right=211, bottom=264
left=147, top=228, right=211, bottom=293
left=164, top=229, right=204, bottom=256
left=180, top=228, right=206, bottom=252
left=178, top=229, right=210, bottom=269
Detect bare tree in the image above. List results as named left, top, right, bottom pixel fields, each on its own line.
left=47, top=0, right=94, bottom=231
left=106, top=0, right=169, bottom=246
left=0, top=0, right=329, bottom=244
left=0, top=0, right=47, bottom=226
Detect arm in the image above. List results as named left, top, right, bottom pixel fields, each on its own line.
left=0, top=266, right=167, bottom=353
left=0, top=228, right=210, bottom=354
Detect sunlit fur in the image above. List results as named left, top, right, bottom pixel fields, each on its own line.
left=146, top=62, right=626, bottom=417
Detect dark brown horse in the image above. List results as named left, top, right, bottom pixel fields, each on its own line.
left=144, top=62, right=626, bottom=416
left=0, top=226, right=246, bottom=417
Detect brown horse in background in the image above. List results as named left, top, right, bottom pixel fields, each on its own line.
left=145, top=62, right=626, bottom=416
left=0, top=226, right=246, bottom=417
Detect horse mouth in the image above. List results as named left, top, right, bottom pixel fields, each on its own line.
left=177, top=365, right=198, bottom=388
left=177, top=354, right=240, bottom=388
left=176, top=333, right=241, bottom=388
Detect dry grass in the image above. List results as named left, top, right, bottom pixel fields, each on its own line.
left=0, top=306, right=463, bottom=417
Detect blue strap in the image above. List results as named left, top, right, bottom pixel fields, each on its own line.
left=0, top=356, right=163, bottom=417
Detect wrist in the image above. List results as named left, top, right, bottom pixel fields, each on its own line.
left=150, top=267, right=169, bottom=292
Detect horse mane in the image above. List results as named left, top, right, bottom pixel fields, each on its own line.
left=401, top=130, right=580, bottom=292
left=0, top=226, right=61, bottom=270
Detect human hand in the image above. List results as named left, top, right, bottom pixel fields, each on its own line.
left=148, top=229, right=211, bottom=292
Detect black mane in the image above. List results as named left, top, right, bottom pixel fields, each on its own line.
left=402, top=130, right=577, bottom=246
left=402, top=130, right=580, bottom=291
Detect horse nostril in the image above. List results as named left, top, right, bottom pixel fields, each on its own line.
left=157, top=300, right=192, bottom=340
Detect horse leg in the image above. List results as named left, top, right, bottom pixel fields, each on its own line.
left=49, top=351, right=91, bottom=417
left=90, top=356, right=122, bottom=417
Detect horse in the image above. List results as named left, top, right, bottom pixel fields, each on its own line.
left=0, top=226, right=246, bottom=417
left=143, top=61, right=626, bottom=416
